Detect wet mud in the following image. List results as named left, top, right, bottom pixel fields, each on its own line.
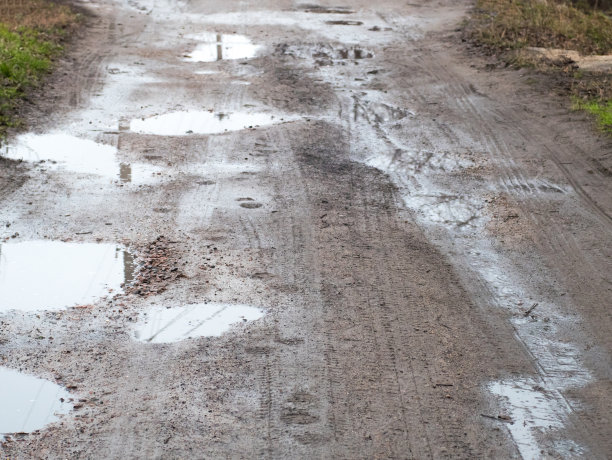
left=0, top=0, right=610, bottom=457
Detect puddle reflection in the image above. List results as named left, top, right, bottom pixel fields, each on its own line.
left=130, top=111, right=291, bottom=136
left=133, top=303, right=264, bottom=343
left=2, top=133, right=161, bottom=184
left=184, top=33, right=260, bottom=62
left=0, top=367, right=71, bottom=437
left=0, top=241, right=133, bottom=312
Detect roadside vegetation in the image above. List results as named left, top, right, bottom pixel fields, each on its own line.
left=464, top=0, right=612, bottom=133
left=0, top=0, right=79, bottom=138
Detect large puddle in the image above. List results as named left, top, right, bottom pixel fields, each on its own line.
left=0, top=241, right=134, bottom=312
left=133, top=303, right=264, bottom=343
left=2, top=133, right=161, bottom=184
left=0, top=367, right=72, bottom=437
left=184, top=33, right=260, bottom=62
left=130, top=111, right=291, bottom=136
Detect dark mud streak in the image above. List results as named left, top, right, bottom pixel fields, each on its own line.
left=289, top=121, right=526, bottom=457
left=253, top=57, right=336, bottom=114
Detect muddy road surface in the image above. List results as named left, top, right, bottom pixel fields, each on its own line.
left=1, top=0, right=611, bottom=458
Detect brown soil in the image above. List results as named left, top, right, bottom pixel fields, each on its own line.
left=0, top=0, right=610, bottom=458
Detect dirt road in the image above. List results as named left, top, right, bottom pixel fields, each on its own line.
left=1, top=0, right=610, bottom=458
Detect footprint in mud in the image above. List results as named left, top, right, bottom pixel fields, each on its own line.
left=281, top=391, right=319, bottom=425
left=300, top=4, right=355, bottom=14
left=325, top=20, right=363, bottom=25
left=240, top=202, right=263, bottom=209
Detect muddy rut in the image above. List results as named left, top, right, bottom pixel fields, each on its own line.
left=0, top=0, right=610, bottom=458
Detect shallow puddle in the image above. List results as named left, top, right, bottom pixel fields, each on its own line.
left=133, top=303, right=264, bottom=343
left=0, top=367, right=71, bottom=436
left=3, top=133, right=161, bottom=184
left=130, top=111, right=290, bottom=136
left=184, top=33, right=260, bottom=62
left=0, top=241, right=134, bottom=312
left=4, top=133, right=117, bottom=176
left=488, top=378, right=586, bottom=459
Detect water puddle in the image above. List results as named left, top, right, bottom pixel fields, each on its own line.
left=4, top=133, right=116, bottom=176
left=0, top=241, right=134, bottom=312
left=130, top=111, right=292, bottom=136
left=2, top=133, right=161, bottom=184
left=133, top=303, right=264, bottom=343
left=199, top=11, right=396, bottom=45
left=488, top=378, right=586, bottom=459
left=184, top=33, right=260, bottom=62
left=0, top=367, right=72, bottom=437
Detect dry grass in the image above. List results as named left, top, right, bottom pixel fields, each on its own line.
left=0, top=0, right=77, bottom=31
left=465, top=0, right=612, bottom=134
left=467, top=0, right=612, bottom=55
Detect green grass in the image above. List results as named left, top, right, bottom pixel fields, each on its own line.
left=574, top=98, right=612, bottom=132
left=0, top=1, right=79, bottom=137
left=0, top=26, right=60, bottom=127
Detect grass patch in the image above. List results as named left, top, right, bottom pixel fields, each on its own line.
left=464, top=0, right=612, bottom=135
left=0, top=0, right=79, bottom=137
left=467, top=0, right=612, bottom=55
left=573, top=98, right=612, bottom=132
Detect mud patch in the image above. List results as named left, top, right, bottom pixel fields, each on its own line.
left=299, top=4, right=354, bottom=14
left=132, top=303, right=264, bottom=343
left=0, top=241, right=133, bottom=312
left=0, top=367, right=72, bottom=437
left=240, top=202, right=263, bottom=209
left=130, top=111, right=293, bottom=136
left=184, top=33, right=260, bottom=62
left=124, top=236, right=184, bottom=297
left=277, top=43, right=373, bottom=64
left=325, top=20, right=363, bottom=26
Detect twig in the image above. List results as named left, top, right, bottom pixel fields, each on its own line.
left=480, top=413, right=513, bottom=424
left=524, top=302, right=539, bottom=317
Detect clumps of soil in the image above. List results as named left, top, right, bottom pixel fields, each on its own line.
left=484, top=194, right=532, bottom=248
left=124, top=236, right=184, bottom=297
